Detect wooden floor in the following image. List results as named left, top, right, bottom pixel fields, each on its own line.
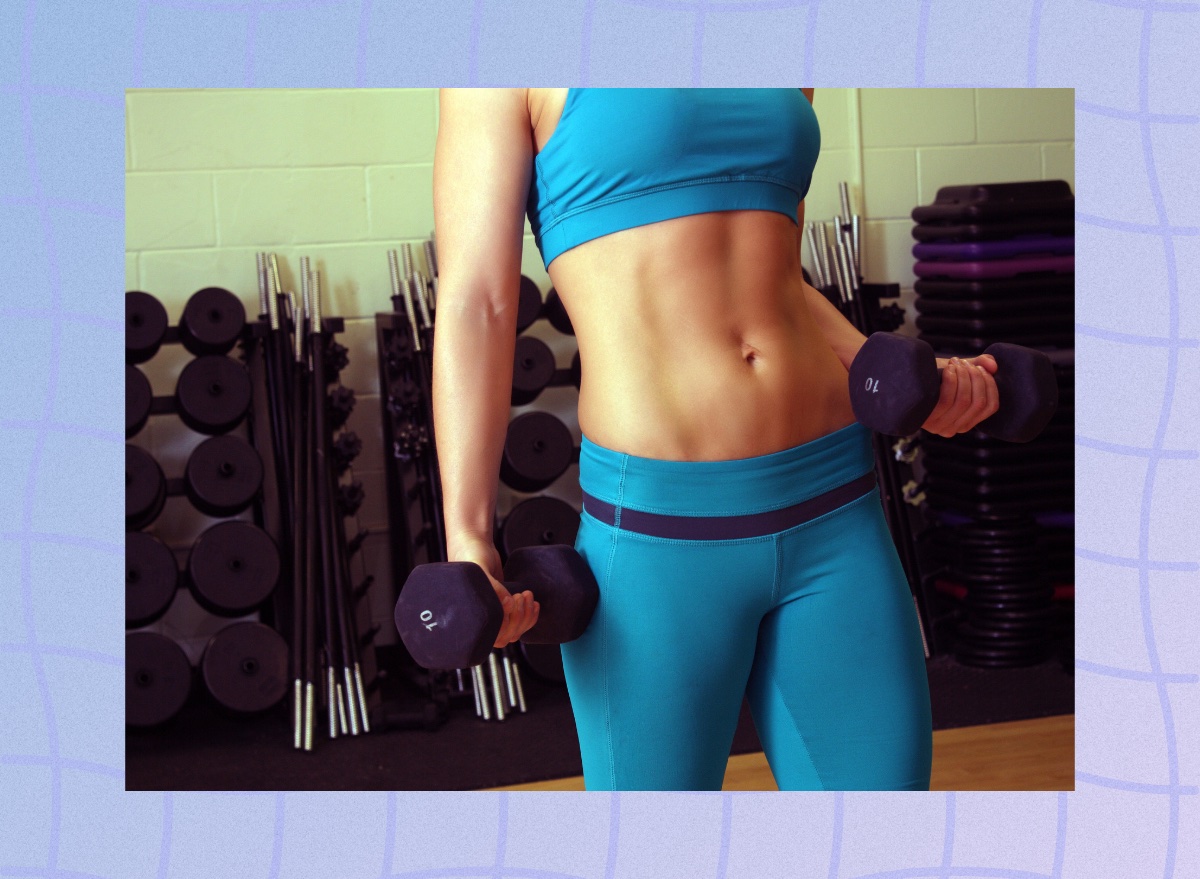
left=487, top=714, right=1073, bottom=791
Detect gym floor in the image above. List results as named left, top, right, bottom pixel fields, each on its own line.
left=126, top=650, right=1074, bottom=791
left=493, top=715, right=1074, bottom=791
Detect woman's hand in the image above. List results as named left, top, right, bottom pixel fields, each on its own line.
left=921, top=354, right=1000, bottom=438
left=447, top=533, right=541, bottom=649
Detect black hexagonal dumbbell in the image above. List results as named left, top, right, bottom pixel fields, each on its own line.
left=394, top=544, right=599, bottom=671
left=848, top=332, right=1058, bottom=443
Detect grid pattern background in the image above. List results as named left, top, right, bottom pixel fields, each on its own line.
left=1, top=0, right=1197, bottom=876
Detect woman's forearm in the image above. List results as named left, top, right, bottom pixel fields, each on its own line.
left=802, top=280, right=869, bottom=371
left=432, top=290, right=519, bottom=557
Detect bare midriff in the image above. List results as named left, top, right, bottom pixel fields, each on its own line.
left=529, top=88, right=858, bottom=462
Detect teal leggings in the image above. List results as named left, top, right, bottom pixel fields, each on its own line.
left=562, top=422, right=933, bottom=791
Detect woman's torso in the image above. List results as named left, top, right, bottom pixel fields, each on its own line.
left=527, top=87, right=857, bottom=462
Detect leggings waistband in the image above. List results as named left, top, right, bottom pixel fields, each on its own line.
left=582, top=470, right=876, bottom=539
left=578, top=421, right=876, bottom=523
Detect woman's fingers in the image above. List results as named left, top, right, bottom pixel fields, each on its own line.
left=950, top=360, right=988, bottom=434
left=921, top=357, right=1002, bottom=437
left=926, top=359, right=960, bottom=437
left=922, top=358, right=992, bottom=437
left=493, top=591, right=541, bottom=648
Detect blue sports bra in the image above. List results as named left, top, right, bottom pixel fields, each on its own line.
left=526, top=88, right=821, bottom=269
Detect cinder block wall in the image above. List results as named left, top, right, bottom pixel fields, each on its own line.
left=125, top=87, right=1074, bottom=649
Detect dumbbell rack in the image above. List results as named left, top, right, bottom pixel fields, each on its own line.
left=127, top=277, right=389, bottom=752
left=125, top=289, right=292, bottom=730
left=907, top=180, right=1075, bottom=668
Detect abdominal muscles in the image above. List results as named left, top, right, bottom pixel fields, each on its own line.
left=547, top=210, right=857, bottom=461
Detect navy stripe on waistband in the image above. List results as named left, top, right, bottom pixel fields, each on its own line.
left=581, top=470, right=877, bottom=540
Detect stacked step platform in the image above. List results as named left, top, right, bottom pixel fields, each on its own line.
left=911, top=180, right=1075, bottom=669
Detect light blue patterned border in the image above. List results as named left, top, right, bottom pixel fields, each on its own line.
left=1, top=0, right=1196, bottom=876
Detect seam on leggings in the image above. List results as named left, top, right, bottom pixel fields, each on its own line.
left=601, top=453, right=628, bottom=790
left=771, top=534, right=782, bottom=608
left=771, top=672, right=826, bottom=791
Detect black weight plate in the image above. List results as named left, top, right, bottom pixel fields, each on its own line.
left=175, top=355, right=253, bottom=435
left=922, top=439, right=1072, bottom=465
left=188, top=521, right=280, bottom=616
left=928, top=489, right=1071, bottom=518
left=962, top=627, right=1053, bottom=645
left=126, top=444, right=166, bottom=530
left=570, top=350, right=581, bottom=389
left=126, top=531, right=178, bottom=628
left=126, top=364, right=152, bottom=439
left=126, top=291, right=168, bottom=364
left=956, top=636, right=1052, bottom=657
left=913, top=293, right=1073, bottom=318
left=500, top=412, right=574, bottom=492
left=511, top=336, right=556, bottom=406
left=960, top=581, right=1056, bottom=593
left=955, top=641, right=1052, bottom=663
left=184, top=435, right=263, bottom=517
left=912, top=216, right=1075, bottom=242
left=956, top=530, right=1039, bottom=545
left=957, top=629, right=1050, bottom=651
left=957, top=573, right=1045, bottom=589
left=179, top=287, right=246, bottom=356
left=544, top=288, right=575, bottom=335
left=126, top=631, right=192, bottom=727
left=923, top=457, right=1068, bottom=485
left=957, top=576, right=1045, bottom=592
left=965, top=602, right=1056, bottom=619
left=956, top=546, right=1042, bottom=562
left=964, top=588, right=1054, bottom=604
left=914, top=274, right=1075, bottom=299
left=965, top=590, right=1055, bottom=606
left=953, top=554, right=1043, bottom=570
left=925, top=423, right=1074, bottom=449
left=520, top=642, right=566, bottom=684
left=201, top=621, right=288, bottom=713
left=964, top=607, right=1058, bottom=624
left=956, top=519, right=1037, bottom=534
left=501, top=496, right=580, bottom=559
left=964, top=581, right=1054, bottom=597
left=916, top=313, right=1071, bottom=336
left=963, top=616, right=1055, bottom=634
left=516, top=276, right=542, bottom=333
left=918, top=332, right=1074, bottom=356
left=927, top=475, right=1072, bottom=499
left=912, top=181, right=1074, bottom=222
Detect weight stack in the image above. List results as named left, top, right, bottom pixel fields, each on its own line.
left=908, top=181, right=1075, bottom=669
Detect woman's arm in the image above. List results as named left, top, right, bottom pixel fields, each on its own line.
left=432, top=87, right=539, bottom=643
